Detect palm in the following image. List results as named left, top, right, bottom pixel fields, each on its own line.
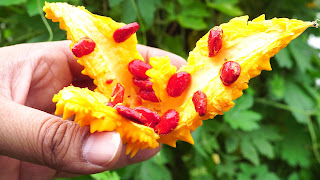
left=0, top=41, right=79, bottom=179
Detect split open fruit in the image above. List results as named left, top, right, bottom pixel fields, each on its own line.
left=44, top=2, right=316, bottom=157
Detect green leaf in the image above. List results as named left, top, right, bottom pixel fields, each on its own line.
left=288, top=173, right=300, bottom=180
left=135, top=160, right=172, bottom=180
left=289, top=36, right=312, bottom=73
left=177, top=15, right=207, bottom=30
left=237, top=163, right=280, bottom=180
left=284, top=81, right=315, bottom=123
left=240, top=136, right=259, bottom=165
left=226, top=111, right=262, bottom=131
left=109, top=0, right=125, bottom=8
left=252, top=137, right=274, bottom=158
left=121, top=0, right=137, bottom=23
left=0, top=0, right=26, bottom=6
left=178, top=0, right=194, bottom=6
left=224, top=94, right=262, bottom=131
left=279, top=120, right=311, bottom=167
left=268, top=74, right=285, bottom=100
left=225, top=136, right=239, bottom=153
left=26, top=0, right=68, bottom=16
left=179, top=2, right=210, bottom=18
left=26, top=0, right=42, bottom=17
left=137, top=0, right=160, bottom=28
left=206, top=0, right=243, bottom=17
left=274, top=47, right=293, bottom=69
left=91, top=171, right=120, bottom=180
left=216, top=155, right=240, bottom=178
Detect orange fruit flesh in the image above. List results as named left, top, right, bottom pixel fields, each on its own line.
left=44, top=2, right=314, bottom=157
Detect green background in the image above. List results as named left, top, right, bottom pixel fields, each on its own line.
left=1, top=0, right=320, bottom=179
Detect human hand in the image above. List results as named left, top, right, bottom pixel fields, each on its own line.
left=0, top=41, right=186, bottom=179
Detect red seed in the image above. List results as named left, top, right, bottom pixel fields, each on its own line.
left=128, top=59, right=151, bottom=79
left=132, top=77, right=153, bottom=90
left=128, top=60, right=152, bottom=79
left=115, top=105, right=148, bottom=124
left=134, top=107, right=160, bottom=128
left=72, top=37, right=96, bottom=58
left=154, top=109, right=179, bottom=135
left=208, top=27, right=223, bottom=57
left=220, top=61, right=241, bottom=86
left=108, top=83, right=125, bottom=107
left=192, top=90, right=207, bottom=116
left=113, top=22, right=140, bottom=43
left=167, top=72, right=191, bottom=97
left=138, top=89, right=159, bottom=102
left=106, top=79, right=114, bottom=84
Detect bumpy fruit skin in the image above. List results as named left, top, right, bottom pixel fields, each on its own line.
left=45, top=2, right=314, bottom=157
left=113, top=22, right=140, bottom=43
left=220, top=61, right=241, bottom=86
left=72, top=37, right=96, bottom=57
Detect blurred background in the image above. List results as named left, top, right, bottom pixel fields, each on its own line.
left=1, top=0, right=320, bottom=179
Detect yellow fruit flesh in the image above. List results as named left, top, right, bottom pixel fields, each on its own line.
left=45, top=2, right=314, bottom=156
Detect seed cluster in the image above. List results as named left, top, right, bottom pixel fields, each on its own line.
left=70, top=24, right=241, bottom=136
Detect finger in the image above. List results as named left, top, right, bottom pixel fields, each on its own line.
left=137, top=44, right=187, bottom=69
left=0, top=97, right=159, bottom=174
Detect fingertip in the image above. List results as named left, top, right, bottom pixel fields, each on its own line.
left=82, top=131, right=122, bottom=167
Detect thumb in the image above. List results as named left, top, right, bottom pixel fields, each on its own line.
left=0, top=96, right=122, bottom=174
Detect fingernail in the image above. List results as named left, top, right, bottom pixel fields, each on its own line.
left=83, top=131, right=121, bottom=166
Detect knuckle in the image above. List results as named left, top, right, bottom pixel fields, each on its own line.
left=38, top=117, right=81, bottom=169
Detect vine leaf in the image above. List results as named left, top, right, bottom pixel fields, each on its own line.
left=224, top=94, right=262, bottom=131
left=274, top=47, right=293, bottom=69
left=284, top=81, right=315, bottom=123
left=279, top=120, right=311, bottom=167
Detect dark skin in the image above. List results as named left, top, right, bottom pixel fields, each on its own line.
left=0, top=41, right=186, bottom=179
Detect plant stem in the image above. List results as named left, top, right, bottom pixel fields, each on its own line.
left=307, top=117, right=320, bottom=164
left=38, top=0, right=53, bottom=41
left=130, top=0, right=147, bottom=45
left=255, top=98, right=319, bottom=116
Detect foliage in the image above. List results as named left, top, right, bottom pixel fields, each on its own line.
left=2, top=0, right=320, bottom=179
